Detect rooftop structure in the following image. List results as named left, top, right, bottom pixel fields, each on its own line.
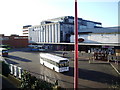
left=0, top=34, right=29, bottom=48
left=23, top=25, right=32, bottom=36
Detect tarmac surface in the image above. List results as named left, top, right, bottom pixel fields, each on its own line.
left=3, top=48, right=120, bottom=89
left=0, top=74, right=16, bottom=89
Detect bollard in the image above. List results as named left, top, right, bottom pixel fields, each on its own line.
left=44, top=75, right=46, bottom=81
left=107, top=56, right=110, bottom=62
left=18, top=67, right=22, bottom=79
left=10, top=64, right=14, bottom=75
left=13, top=65, right=17, bottom=77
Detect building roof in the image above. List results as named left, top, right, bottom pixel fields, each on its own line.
left=35, top=42, right=120, bottom=46
left=41, top=16, right=102, bottom=25
left=79, top=26, right=120, bottom=34
left=23, top=25, right=32, bottom=29
left=40, top=53, right=69, bottom=63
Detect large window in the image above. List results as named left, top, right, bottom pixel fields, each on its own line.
left=59, top=61, right=69, bottom=68
left=60, top=31, right=63, bottom=42
left=2, top=50, right=8, bottom=53
left=41, top=57, right=57, bottom=66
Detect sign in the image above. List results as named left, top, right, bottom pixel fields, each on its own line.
left=78, top=38, right=84, bottom=42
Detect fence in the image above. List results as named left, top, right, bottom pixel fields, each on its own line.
left=107, top=55, right=120, bottom=65
left=79, top=52, right=120, bottom=65
left=9, top=64, right=57, bottom=85
left=79, top=53, right=94, bottom=60
left=8, top=64, right=75, bottom=87
left=28, top=70, right=56, bottom=84
left=9, top=64, right=22, bottom=79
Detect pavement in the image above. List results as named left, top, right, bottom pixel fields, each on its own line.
left=110, top=62, right=120, bottom=75
left=0, top=74, right=16, bottom=89
left=2, top=48, right=120, bottom=89
left=0, top=56, right=20, bottom=89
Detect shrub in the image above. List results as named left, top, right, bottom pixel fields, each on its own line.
left=21, top=70, right=54, bottom=89
left=1, top=61, right=10, bottom=77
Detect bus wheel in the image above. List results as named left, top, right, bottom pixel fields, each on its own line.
left=53, top=67, right=55, bottom=71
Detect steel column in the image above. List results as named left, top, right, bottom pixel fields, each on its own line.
left=74, top=0, right=79, bottom=90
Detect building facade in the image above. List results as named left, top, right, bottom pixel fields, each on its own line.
left=28, top=16, right=102, bottom=44
left=71, top=33, right=119, bottom=44
left=23, top=25, right=32, bottom=36
left=0, top=34, right=29, bottom=48
left=29, top=22, right=61, bottom=43
left=70, top=27, right=120, bottom=55
left=70, top=27, right=120, bottom=44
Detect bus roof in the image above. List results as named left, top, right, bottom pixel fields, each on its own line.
left=0, top=48, right=7, bottom=50
left=40, top=53, right=69, bottom=63
left=0, top=45, right=9, bottom=46
left=28, top=45, right=43, bottom=47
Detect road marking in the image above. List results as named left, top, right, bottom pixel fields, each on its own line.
left=110, top=63, right=120, bottom=75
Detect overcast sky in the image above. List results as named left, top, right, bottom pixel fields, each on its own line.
left=0, top=0, right=119, bottom=36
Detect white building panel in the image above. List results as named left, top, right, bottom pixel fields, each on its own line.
left=44, top=26, right=46, bottom=43
left=52, top=24, right=54, bottom=43
left=55, top=24, right=58, bottom=43
left=89, top=34, right=119, bottom=43
left=87, top=22, right=95, bottom=28
left=38, top=28, right=41, bottom=42
left=46, top=25, right=49, bottom=43
left=49, top=25, right=52, bottom=43
left=57, top=24, right=60, bottom=43
left=70, top=34, right=119, bottom=44
left=39, top=27, right=41, bottom=42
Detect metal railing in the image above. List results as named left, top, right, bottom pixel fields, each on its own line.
left=79, top=52, right=120, bottom=65
left=79, top=53, right=94, bottom=60
left=107, top=55, right=120, bottom=65
left=8, top=64, right=58, bottom=85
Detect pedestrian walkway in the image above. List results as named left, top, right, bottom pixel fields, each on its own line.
left=0, top=56, right=7, bottom=64
left=0, top=74, right=16, bottom=89
left=110, top=62, right=120, bottom=75
left=89, top=59, right=110, bottom=64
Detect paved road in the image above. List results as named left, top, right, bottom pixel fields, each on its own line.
left=4, top=48, right=120, bottom=88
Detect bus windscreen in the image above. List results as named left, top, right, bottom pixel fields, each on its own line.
left=59, top=60, right=69, bottom=67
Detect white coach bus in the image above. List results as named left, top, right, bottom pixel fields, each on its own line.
left=40, top=53, right=69, bottom=72
left=28, top=45, right=46, bottom=51
left=0, top=48, right=8, bottom=57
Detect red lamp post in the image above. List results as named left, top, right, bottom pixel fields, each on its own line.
left=74, top=0, right=78, bottom=90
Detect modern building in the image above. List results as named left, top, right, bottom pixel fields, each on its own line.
left=28, top=16, right=120, bottom=55
left=28, top=16, right=102, bottom=44
left=71, top=27, right=119, bottom=44
left=0, top=34, right=29, bottom=48
left=23, top=25, right=32, bottom=36
left=70, top=27, right=120, bottom=55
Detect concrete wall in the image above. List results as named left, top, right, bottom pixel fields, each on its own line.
left=28, top=23, right=60, bottom=43
left=70, top=33, right=119, bottom=44
left=1, top=35, right=29, bottom=48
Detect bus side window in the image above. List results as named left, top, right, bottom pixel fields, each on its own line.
left=56, top=63, right=59, bottom=67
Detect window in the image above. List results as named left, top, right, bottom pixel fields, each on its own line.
left=60, top=31, right=63, bottom=42
left=59, top=61, right=69, bottom=67
left=41, top=57, right=59, bottom=67
left=2, top=50, right=8, bottom=53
